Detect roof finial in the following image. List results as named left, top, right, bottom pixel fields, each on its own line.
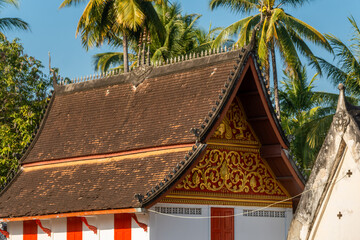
left=336, top=83, right=347, bottom=112
left=137, top=34, right=142, bottom=67
left=141, top=28, right=147, bottom=66
left=49, top=51, right=57, bottom=88
left=147, top=32, right=151, bottom=66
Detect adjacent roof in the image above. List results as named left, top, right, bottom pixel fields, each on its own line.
left=287, top=84, right=360, bottom=239
left=0, top=147, right=191, bottom=218
left=0, top=41, right=305, bottom=220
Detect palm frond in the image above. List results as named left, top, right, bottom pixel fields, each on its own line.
left=212, top=16, right=253, bottom=47
left=285, top=15, right=332, bottom=52
left=0, top=17, right=29, bottom=32
left=59, top=0, right=88, bottom=8
left=209, top=0, right=258, bottom=14
left=275, top=23, right=301, bottom=74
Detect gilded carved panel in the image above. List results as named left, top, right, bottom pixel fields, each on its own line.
left=162, top=98, right=291, bottom=207
left=211, top=99, right=259, bottom=146
left=175, top=147, right=287, bottom=197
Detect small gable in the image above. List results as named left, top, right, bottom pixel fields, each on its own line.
left=210, top=98, right=259, bottom=146
left=162, top=98, right=291, bottom=208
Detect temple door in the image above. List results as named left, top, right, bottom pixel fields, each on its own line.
left=211, top=208, right=234, bottom=240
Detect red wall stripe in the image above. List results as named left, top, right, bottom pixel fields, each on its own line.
left=114, top=213, right=131, bottom=240
left=67, top=217, right=82, bottom=240
left=23, top=220, right=37, bottom=240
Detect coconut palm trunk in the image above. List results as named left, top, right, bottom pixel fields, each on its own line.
left=123, top=31, right=129, bottom=73
left=265, top=51, right=270, bottom=93
left=270, top=39, right=280, bottom=119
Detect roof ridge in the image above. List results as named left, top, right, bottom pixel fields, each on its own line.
left=56, top=45, right=244, bottom=88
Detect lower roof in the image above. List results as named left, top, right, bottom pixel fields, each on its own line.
left=0, top=146, right=191, bottom=219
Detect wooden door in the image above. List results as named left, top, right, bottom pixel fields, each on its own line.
left=211, top=208, right=234, bottom=240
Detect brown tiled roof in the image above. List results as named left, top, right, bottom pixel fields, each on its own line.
left=22, top=52, right=241, bottom=164
left=0, top=148, right=190, bottom=218
left=0, top=45, right=305, bottom=219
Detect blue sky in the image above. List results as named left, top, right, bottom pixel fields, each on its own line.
left=4, top=0, right=360, bottom=93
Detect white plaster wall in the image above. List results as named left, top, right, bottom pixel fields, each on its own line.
left=37, top=220, right=51, bottom=240
left=132, top=213, right=149, bottom=240
left=150, top=204, right=209, bottom=240
left=234, top=207, right=291, bottom=240
left=6, top=213, right=150, bottom=240
left=82, top=217, right=97, bottom=240
left=8, top=221, right=22, bottom=240
left=310, top=148, right=360, bottom=240
left=150, top=203, right=292, bottom=240
left=51, top=218, right=66, bottom=240
left=97, top=214, right=114, bottom=240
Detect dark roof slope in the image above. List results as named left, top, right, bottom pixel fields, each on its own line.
left=23, top=52, right=240, bottom=164
left=0, top=148, right=190, bottom=218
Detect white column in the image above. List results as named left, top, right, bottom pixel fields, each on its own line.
left=97, top=214, right=114, bottom=240
left=37, top=220, right=51, bottom=240
left=82, top=217, right=98, bottom=240
left=8, top=221, right=22, bottom=240
left=51, top=218, right=66, bottom=240
left=132, top=213, right=149, bottom=240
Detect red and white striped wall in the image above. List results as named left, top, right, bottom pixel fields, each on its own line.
left=6, top=213, right=148, bottom=240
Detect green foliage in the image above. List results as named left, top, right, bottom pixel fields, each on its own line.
left=60, top=0, right=165, bottom=49
left=210, top=0, right=331, bottom=76
left=279, top=67, right=358, bottom=173
left=0, top=0, right=29, bottom=39
left=317, top=16, right=360, bottom=97
left=209, top=0, right=332, bottom=119
left=92, top=2, right=231, bottom=72
left=0, top=39, right=50, bottom=182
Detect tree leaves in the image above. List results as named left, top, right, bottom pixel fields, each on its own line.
left=0, top=39, right=50, bottom=182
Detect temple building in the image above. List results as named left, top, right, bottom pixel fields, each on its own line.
left=0, top=40, right=304, bottom=240
left=287, top=84, right=360, bottom=240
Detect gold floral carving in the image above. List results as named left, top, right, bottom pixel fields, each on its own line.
left=212, top=100, right=258, bottom=145
left=176, top=148, right=287, bottom=197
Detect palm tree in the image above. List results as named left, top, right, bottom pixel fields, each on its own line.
left=0, top=0, right=29, bottom=39
left=93, top=2, right=228, bottom=72
left=279, top=67, right=357, bottom=171
left=60, top=0, right=165, bottom=72
left=317, top=16, right=360, bottom=96
left=209, top=0, right=332, bottom=118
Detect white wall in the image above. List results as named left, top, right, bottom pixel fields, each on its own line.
left=8, top=221, right=22, bottom=240
left=98, top=214, right=114, bottom=240
left=6, top=204, right=291, bottom=240
left=82, top=217, right=98, bottom=240
left=5, top=213, right=150, bottom=240
left=37, top=220, right=51, bottom=240
left=132, top=213, right=149, bottom=240
left=51, top=218, right=66, bottom=240
left=150, top=204, right=209, bottom=240
left=309, top=148, right=360, bottom=239
left=150, top=203, right=292, bottom=240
